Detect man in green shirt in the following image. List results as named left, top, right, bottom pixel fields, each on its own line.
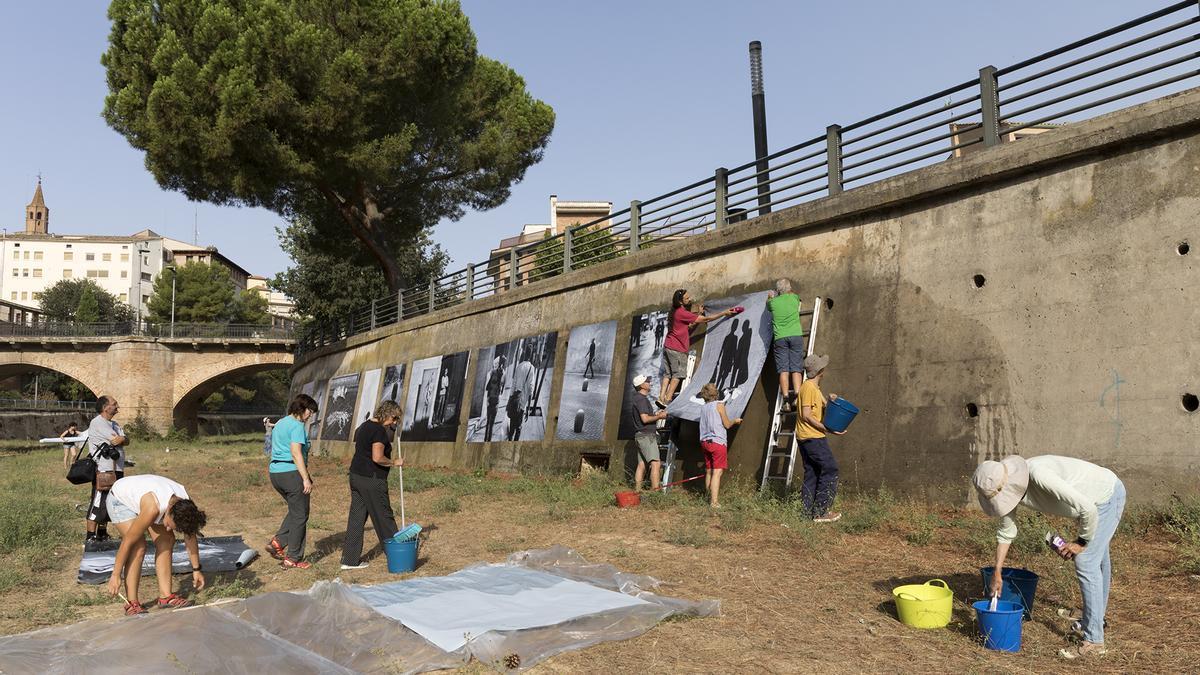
left=767, top=279, right=805, bottom=411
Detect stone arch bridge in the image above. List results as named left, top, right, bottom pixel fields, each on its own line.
left=0, top=325, right=294, bottom=433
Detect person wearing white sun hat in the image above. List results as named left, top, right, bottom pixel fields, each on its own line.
left=972, top=454, right=1126, bottom=660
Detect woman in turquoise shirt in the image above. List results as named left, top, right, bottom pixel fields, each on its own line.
left=266, top=394, right=319, bottom=569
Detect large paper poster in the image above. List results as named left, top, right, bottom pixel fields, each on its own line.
left=321, top=373, right=360, bottom=441
left=555, top=321, right=617, bottom=440
left=666, top=292, right=771, bottom=422
left=618, top=310, right=669, bottom=439
left=466, top=332, right=558, bottom=442
left=309, top=379, right=328, bottom=439
left=400, top=351, right=470, bottom=442
left=354, top=368, right=383, bottom=426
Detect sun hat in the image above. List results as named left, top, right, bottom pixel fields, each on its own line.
left=972, top=455, right=1030, bottom=517
left=803, top=354, right=829, bottom=378
left=632, top=374, right=649, bottom=388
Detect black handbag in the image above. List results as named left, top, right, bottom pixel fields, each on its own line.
left=66, top=445, right=97, bottom=485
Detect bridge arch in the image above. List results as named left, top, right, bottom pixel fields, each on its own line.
left=171, top=353, right=294, bottom=433
left=0, top=354, right=104, bottom=402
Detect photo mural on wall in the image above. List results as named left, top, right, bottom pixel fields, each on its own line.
left=400, top=351, right=470, bottom=442
left=618, top=310, right=669, bottom=439
left=666, top=292, right=771, bottom=422
left=354, top=368, right=383, bottom=426
left=466, top=332, right=558, bottom=442
left=321, top=373, right=361, bottom=441
left=555, top=321, right=617, bottom=440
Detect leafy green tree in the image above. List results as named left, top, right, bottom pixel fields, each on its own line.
left=530, top=224, right=625, bottom=282
left=273, top=217, right=446, bottom=324
left=103, top=0, right=554, bottom=292
left=74, top=288, right=102, bottom=324
left=234, top=289, right=271, bottom=325
left=147, top=262, right=236, bottom=323
left=39, top=279, right=133, bottom=323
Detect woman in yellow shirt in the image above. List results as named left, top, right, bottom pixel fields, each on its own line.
left=796, top=354, right=847, bottom=522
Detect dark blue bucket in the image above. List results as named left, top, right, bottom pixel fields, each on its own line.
left=383, top=538, right=419, bottom=574
left=823, top=397, right=860, bottom=433
left=980, top=567, right=1039, bottom=620
left=973, top=600, right=1024, bottom=652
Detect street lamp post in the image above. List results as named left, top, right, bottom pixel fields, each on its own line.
left=168, top=265, right=177, bottom=338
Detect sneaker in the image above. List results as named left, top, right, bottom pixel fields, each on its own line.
left=265, top=536, right=286, bottom=561
left=653, top=399, right=667, bottom=410
left=124, top=600, right=148, bottom=616
left=156, top=593, right=194, bottom=610
left=1059, top=641, right=1106, bottom=659
left=813, top=511, right=843, bottom=523
left=281, top=557, right=312, bottom=570
left=340, top=562, right=369, bottom=570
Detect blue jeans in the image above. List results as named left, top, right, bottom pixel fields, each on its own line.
left=798, top=437, right=839, bottom=517
left=1075, top=479, right=1126, bottom=644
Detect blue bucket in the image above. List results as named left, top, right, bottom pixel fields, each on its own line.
left=979, top=567, right=1039, bottom=620
left=973, top=600, right=1024, bottom=652
left=823, top=397, right=860, bottom=433
left=383, top=538, right=419, bottom=574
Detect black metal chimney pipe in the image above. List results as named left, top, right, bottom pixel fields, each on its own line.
left=749, top=41, right=770, bottom=216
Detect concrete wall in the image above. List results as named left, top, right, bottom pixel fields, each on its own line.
left=294, top=89, right=1200, bottom=502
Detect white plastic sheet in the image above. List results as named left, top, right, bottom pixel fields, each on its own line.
left=0, top=546, right=718, bottom=673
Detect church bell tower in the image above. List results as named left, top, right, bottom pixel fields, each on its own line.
left=25, top=179, right=49, bottom=234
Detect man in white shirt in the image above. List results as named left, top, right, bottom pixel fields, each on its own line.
left=85, top=395, right=129, bottom=546
left=506, top=345, right=536, bottom=441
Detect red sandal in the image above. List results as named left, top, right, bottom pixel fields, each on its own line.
left=280, top=556, right=312, bottom=570
left=156, top=593, right=194, bottom=609
left=265, top=536, right=286, bottom=560
left=124, top=600, right=148, bottom=616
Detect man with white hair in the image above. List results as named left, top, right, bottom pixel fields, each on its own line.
left=766, top=279, right=805, bottom=411
left=973, top=455, right=1126, bottom=659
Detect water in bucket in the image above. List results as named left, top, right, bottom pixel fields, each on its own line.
left=973, top=599, right=1024, bottom=651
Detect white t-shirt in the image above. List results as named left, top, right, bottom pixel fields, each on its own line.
left=110, top=475, right=189, bottom=524
left=87, top=414, right=125, bottom=472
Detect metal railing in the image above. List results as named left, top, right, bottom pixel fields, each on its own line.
left=0, top=321, right=296, bottom=341
left=0, top=398, right=94, bottom=411
left=297, top=2, right=1200, bottom=356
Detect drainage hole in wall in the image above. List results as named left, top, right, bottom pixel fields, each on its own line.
left=824, top=297, right=834, bottom=311
left=972, top=274, right=986, bottom=289
left=1184, top=393, right=1199, bottom=413
left=966, top=403, right=980, bottom=418
left=1179, top=241, right=1190, bottom=256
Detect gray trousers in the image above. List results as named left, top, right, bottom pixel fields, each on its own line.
left=341, top=472, right=399, bottom=566
left=270, top=470, right=310, bottom=560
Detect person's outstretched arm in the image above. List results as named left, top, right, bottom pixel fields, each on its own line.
left=717, top=402, right=742, bottom=429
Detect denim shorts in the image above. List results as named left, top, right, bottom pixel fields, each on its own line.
left=773, top=335, right=805, bottom=373
left=105, top=494, right=138, bottom=524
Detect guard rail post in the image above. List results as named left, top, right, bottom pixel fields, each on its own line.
left=714, top=168, right=729, bottom=230
left=563, top=226, right=574, bottom=274
left=509, top=248, right=519, bottom=290
left=980, top=65, right=1001, bottom=148
left=628, top=200, right=641, bottom=253
left=826, top=124, right=843, bottom=195
left=466, top=264, right=475, bottom=300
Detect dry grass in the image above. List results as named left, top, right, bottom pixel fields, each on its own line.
left=1, top=436, right=1198, bottom=672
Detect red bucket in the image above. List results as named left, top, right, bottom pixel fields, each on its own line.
left=614, top=491, right=641, bottom=508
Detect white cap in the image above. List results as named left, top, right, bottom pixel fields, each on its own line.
left=632, top=374, right=649, bottom=388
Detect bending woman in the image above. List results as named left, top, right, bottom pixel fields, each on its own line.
left=266, top=393, right=318, bottom=569
left=340, top=400, right=405, bottom=569
left=973, top=454, right=1126, bottom=660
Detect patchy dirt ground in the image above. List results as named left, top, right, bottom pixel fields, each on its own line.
left=1, top=436, right=1198, bottom=673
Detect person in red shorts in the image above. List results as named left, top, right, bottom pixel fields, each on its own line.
left=697, top=383, right=741, bottom=508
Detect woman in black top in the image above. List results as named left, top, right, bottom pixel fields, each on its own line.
left=339, top=400, right=404, bottom=570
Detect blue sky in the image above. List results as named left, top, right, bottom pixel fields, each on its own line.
left=0, top=1, right=1158, bottom=281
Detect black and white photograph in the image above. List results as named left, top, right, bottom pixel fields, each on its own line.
left=555, top=321, right=617, bottom=440
left=618, top=310, right=669, bottom=439
left=309, top=379, right=328, bottom=439
left=666, top=292, right=771, bottom=422
left=379, top=364, right=407, bottom=407
left=353, top=368, right=382, bottom=426
left=321, top=372, right=361, bottom=441
left=466, top=332, right=558, bottom=442
left=400, top=351, right=470, bottom=442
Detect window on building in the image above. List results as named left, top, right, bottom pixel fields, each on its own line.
left=98, top=270, right=109, bottom=278
left=119, top=293, right=128, bottom=302
left=32, top=251, right=42, bottom=260
left=11, top=251, right=18, bottom=260
left=120, top=270, right=127, bottom=279
left=65, top=244, right=72, bottom=248
left=85, top=253, right=95, bottom=261
left=141, top=272, right=151, bottom=282
left=32, top=292, right=41, bottom=300
left=120, top=253, right=129, bottom=262
left=102, top=253, right=112, bottom=262
left=121, top=245, right=128, bottom=249
left=20, top=292, right=27, bottom=300
left=21, top=269, right=28, bottom=277
left=142, top=294, right=149, bottom=305
left=35, top=211, right=41, bottom=220
left=23, top=251, right=29, bottom=260
left=86, top=270, right=98, bottom=278
left=32, top=269, right=41, bottom=278
left=62, top=269, right=72, bottom=278
left=10, top=269, right=16, bottom=277
left=27, top=211, right=32, bottom=220
left=63, top=251, right=73, bottom=261
left=8, top=292, right=14, bottom=300
left=186, top=255, right=194, bottom=262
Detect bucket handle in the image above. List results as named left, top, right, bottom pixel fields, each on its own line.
left=896, top=592, right=921, bottom=601
left=925, top=579, right=949, bottom=589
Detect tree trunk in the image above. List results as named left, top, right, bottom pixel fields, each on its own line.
left=319, top=184, right=406, bottom=292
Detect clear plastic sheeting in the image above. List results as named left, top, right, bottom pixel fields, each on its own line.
left=0, top=546, right=718, bottom=673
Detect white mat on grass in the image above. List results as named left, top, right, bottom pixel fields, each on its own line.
left=352, top=565, right=650, bottom=652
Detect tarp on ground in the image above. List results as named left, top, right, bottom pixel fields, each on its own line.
left=78, top=535, right=258, bottom=584
left=0, top=546, right=718, bottom=673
